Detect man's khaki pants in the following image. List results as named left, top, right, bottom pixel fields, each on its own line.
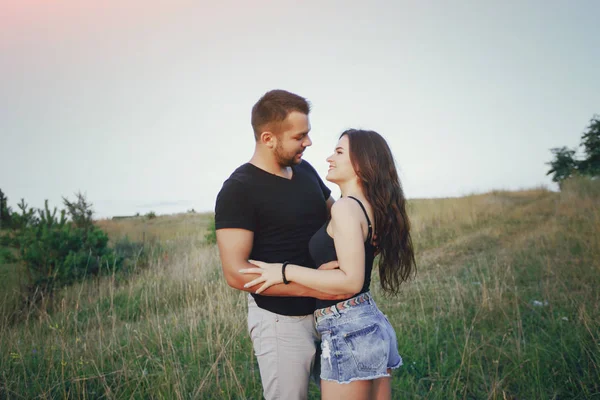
left=247, top=295, right=320, bottom=400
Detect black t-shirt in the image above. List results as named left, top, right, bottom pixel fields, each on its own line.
left=215, top=160, right=331, bottom=316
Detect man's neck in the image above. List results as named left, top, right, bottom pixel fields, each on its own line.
left=249, top=149, right=293, bottom=179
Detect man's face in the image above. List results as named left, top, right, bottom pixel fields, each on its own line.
left=273, top=111, right=312, bottom=167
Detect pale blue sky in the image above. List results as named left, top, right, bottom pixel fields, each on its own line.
left=1, top=1, right=599, bottom=218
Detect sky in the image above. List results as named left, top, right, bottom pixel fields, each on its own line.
left=1, top=0, right=599, bottom=218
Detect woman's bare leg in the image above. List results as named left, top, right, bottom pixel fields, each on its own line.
left=321, top=379, right=372, bottom=400
left=370, top=369, right=392, bottom=400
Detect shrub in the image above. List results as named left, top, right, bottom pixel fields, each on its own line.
left=63, top=191, right=94, bottom=229
left=145, top=211, right=157, bottom=220
left=18, top=201, right=122, bottom=294
left=16, top=196, right=124, bottom=296
left=10, top=199, right=38, bottom=230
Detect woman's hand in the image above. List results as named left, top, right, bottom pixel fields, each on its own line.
left=239, top=260, right=284, bottom=294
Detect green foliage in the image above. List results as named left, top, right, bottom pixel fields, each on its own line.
left=10, top=198, right=38, bottom=230
left=547, top=114, right=600, bottom=186
left=0, top=233, right=13, bottom=247
left=546, top=146, right=577, bottom=185
left=145, top=211, right=157, bottom=220
left=19, top=224, right=119, bottom=291
left=578, top=115, right=600, bottom=177
left=63, top=191, right=94, bottom=229
left=17, top=198, right=122, bottom=294
left=204, top=217, right=216, bottom=244
left=0, top=246, right=17, bottom=264
left=0, top=188, right=11, bottom=229
left=11, top=195, right=124, bottom=295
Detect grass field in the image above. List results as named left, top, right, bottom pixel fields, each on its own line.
left=1, top=179, right=598, bottom=399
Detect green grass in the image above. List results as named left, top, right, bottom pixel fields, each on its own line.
left=0, top=244, right=25, bottom=324
left=1, top=180, right=599, bottom=399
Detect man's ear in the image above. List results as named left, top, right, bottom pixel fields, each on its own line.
left=260, top=131, right=276, bottom=149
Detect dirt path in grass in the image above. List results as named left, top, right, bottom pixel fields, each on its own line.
left=416, top=192, right=557, bottom=278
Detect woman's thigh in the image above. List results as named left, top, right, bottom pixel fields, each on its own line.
left=320, top=372, right=391, bottom=400
left=321, top=379, right=371, bottom=400
left=370, top=370, right=392, bottom=400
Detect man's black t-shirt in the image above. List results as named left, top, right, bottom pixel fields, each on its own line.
left=215, top=160, right=332, bottom=316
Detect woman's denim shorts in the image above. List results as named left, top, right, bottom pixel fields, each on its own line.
left=314, top=292, right=402, bottom=384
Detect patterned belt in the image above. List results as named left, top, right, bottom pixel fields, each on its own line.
left=314, top=292, right=372, bottom=322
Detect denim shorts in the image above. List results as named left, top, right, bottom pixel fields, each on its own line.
left=314, top=292, right=402, bottom=384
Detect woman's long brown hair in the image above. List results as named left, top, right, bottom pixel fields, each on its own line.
left=342, top=129, right=416, bottom=295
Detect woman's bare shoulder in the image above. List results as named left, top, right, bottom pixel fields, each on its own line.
left=330, top=197, right=363, bottom=221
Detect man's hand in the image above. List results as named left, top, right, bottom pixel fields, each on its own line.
left=318, top=260, right=339, bottom=270
left=316, top=292, right=354, bottom=301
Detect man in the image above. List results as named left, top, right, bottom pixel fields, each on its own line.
left=215, top=89, right=341, bottom=399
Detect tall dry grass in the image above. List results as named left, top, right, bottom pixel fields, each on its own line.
left=1, top=180, right=598, bottom=398
left=95, top=212, right=213, bottom=245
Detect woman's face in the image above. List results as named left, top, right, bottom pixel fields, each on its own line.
left=326, top=135, right=357, bottom=184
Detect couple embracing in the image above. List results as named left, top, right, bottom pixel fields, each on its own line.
left=215, top=89, right=415, bottom=400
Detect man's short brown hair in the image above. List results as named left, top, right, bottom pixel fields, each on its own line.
left=251, top=90, right=311, bottom=141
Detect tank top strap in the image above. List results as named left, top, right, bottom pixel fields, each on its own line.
left=346, top=196, right=373, bottom=243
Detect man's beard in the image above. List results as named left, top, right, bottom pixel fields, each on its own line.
left=274, top=143, right=302, bottom=167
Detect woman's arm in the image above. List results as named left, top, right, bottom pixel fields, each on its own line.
left=241, top=199, right=366, bottom=295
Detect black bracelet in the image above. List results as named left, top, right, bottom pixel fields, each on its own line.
left=282, top=261, right=290, bottom=285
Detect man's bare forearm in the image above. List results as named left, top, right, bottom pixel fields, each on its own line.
left=223, top=261, right=346, bottom=300
left=259, top=281, right=348, bottom=300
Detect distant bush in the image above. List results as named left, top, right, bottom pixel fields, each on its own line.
left=145, top=211, right=157, bottom=220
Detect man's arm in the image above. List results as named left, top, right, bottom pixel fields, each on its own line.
left=216, top=228, right=346, bottom=300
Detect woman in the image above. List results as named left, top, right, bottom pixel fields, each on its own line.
left=241, top=129, right=416, bottom=400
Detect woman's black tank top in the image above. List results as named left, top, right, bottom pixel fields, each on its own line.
left=308, top=196, right=376, bottom=310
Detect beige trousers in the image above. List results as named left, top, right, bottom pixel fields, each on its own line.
left=247, top=294, right=320, bottom=400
